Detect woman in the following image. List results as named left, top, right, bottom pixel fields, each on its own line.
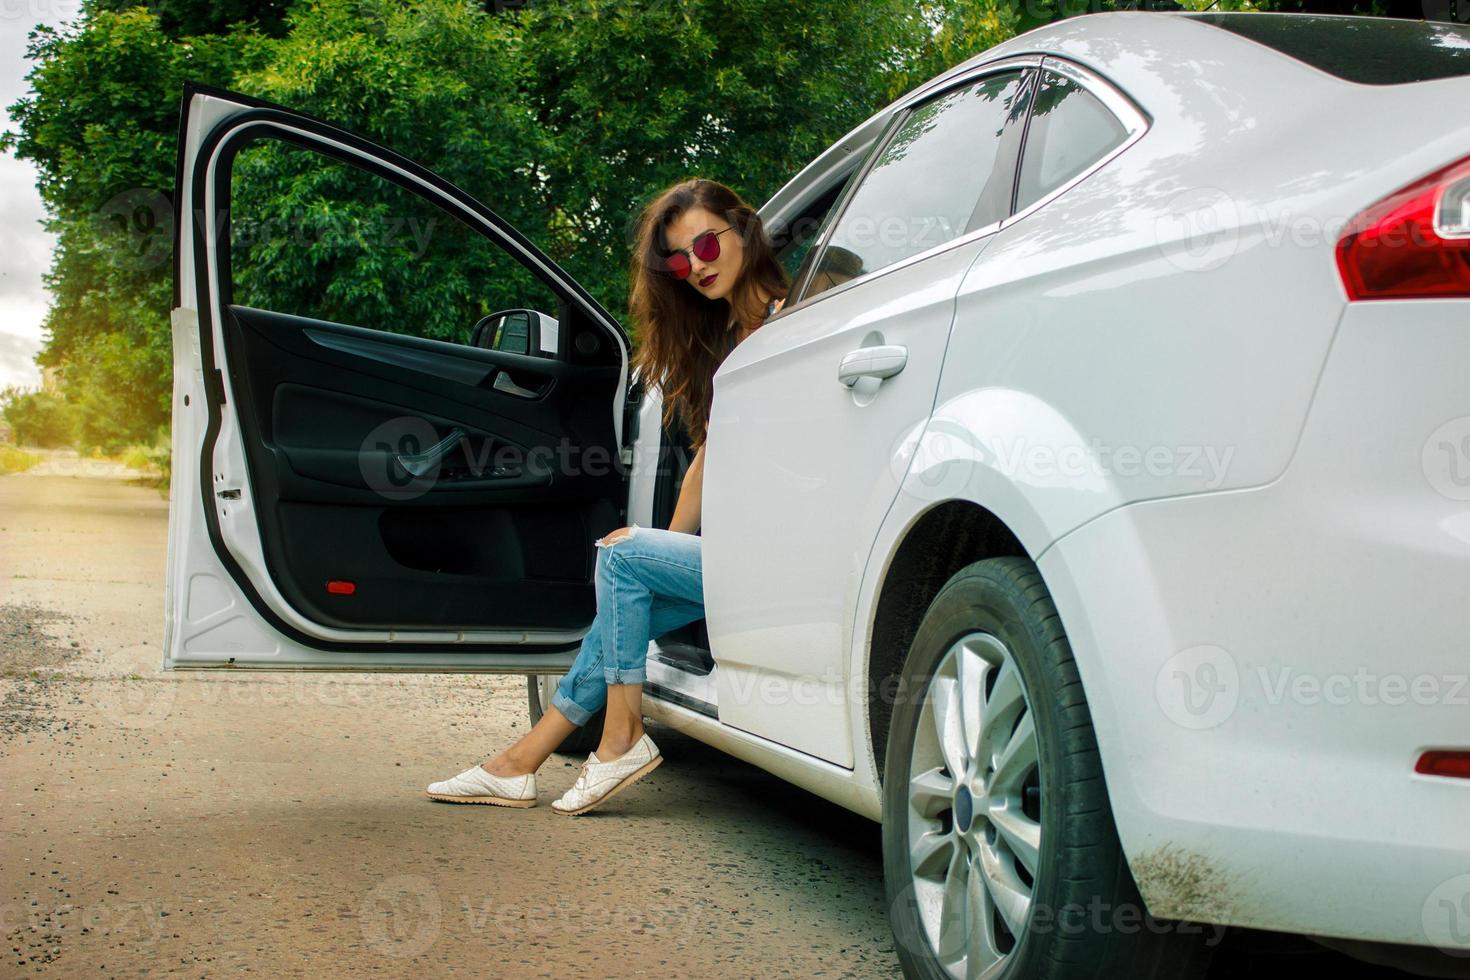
left=427, top=178, right=788, bottom=815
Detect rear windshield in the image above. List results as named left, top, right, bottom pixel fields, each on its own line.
left=1184, top=13, right=1470, bottom=85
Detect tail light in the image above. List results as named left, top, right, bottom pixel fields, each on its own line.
left=1336, top=153, right=1470, bottom=300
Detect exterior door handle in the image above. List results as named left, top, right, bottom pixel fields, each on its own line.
left=837, top=344, right=907, bottom=388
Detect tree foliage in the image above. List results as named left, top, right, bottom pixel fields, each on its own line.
left=6, top=0, right=1428, bottom=452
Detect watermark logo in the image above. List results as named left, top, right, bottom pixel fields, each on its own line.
left=1153, top=187, right=1239, bottom=274
left=358, top=415, right=446, bottom=501
left=1422, top=416, right=1470, bottom=501
left=96, top=188, right=173, bottom=272
left=1424, top=874, right=1470, bottom=957
left=887, top=413, right=1238, bottom=505
left=1155, top=645, right=1239, bottom=730
left=359, top=875, right=442, bottom=959
left=94, top=645, right=178, bottom=730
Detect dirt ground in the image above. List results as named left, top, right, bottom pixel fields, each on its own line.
left=0, top=460, right=1427, bottom=979
left=0, top=466, right=895, bottom=977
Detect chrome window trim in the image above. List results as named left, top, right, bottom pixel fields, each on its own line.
left=891, top=54, right=1045, bottom=113
left=778, top=58, right=1043, bottom=317
left=1001, top=56, right=1152, bottom=229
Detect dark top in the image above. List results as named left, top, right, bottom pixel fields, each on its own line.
left=722, top=297, right=782, bottom=360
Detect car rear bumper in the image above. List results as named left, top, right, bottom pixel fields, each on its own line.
left=1040, top=299, right=1470, bottom=950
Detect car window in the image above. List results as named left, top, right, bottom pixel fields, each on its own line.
left=228, top=137, right=562, bottom=350
left=775, top=170, right=854, bottom=288
left=1186, top=13, right=1470, bottom=85
left=1014, top=70, right=1130, bottom=214
left=802, top=69, right=1028, bottom=302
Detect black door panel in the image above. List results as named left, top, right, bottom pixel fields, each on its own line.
left=221, top=304, right=624, bottom=631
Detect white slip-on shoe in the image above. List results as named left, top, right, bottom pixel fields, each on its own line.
left=551, top=733, right=663, bottom=816
left=425, top=765, right=537, bottom=807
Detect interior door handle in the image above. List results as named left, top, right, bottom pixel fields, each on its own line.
left=837, top=344, right=907, bottom=388
left=492, top=370, right=542, bottom=399
left=395, top=426, right=465, bottom=478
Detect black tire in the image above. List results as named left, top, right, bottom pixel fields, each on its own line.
left=526, top=674, right=604, bottom=755
left=881, top=557, right=1214, bottom=980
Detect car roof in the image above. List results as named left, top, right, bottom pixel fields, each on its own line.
left=761, top=13, right=1232, bottom=221
left=762, top=11, right=1462, bottom=222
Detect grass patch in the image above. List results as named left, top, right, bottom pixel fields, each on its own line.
left=0, top=443, right=42, bottom=475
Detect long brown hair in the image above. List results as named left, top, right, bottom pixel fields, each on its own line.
left=627, top=178, right=788, bottom=451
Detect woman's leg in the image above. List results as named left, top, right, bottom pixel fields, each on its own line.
left=481, top=537, right=703, bottom=774
left=592, top=526, right=704, bottom=761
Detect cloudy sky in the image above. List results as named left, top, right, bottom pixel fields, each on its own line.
left=1, top=6, right=75, bottom=393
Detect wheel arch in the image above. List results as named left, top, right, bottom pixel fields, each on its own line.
left=865, top=498, right=1028, bottom=789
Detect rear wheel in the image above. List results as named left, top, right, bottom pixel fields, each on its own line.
left=526, top=674, right=604, bottom=755
left=881, top=557, right=1213, bottom=980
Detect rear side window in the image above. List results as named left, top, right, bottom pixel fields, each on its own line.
left=1187, top=13, right=1470, bottom=85
left=1015, top=70, right=1131, bottom=213
left=802, top=69, right=1029, bottom=300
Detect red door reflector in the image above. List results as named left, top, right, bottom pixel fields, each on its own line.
left=1415, top=751, right=1470, bottom=779
left=326, top=580, right=357, bottom=595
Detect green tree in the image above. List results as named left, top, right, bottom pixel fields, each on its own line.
left=2, top=0, right=1036, bottom=451
left=2, top=5, right=270, bottom=450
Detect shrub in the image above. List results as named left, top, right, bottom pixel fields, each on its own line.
left=0, top=386, right=78, bottom=448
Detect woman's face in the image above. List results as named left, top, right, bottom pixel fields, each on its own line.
left=664, top=205, right=744, bottom=303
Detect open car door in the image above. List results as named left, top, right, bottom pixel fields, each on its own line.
left=163, top=85, right=634, bottom=671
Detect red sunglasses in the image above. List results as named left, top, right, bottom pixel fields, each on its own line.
left=662, top=226, right=734, bottom=280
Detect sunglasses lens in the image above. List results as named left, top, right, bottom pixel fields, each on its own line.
left=692, top=230, right=722, bottom=262
left=663, top=251, right=691, bottom=279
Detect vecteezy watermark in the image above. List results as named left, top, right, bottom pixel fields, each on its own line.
left=0, top=0, right=89, bottom=22
left=358, top=875, right=442, bottom=959
left=1153, top=187, right=1241, bottom=274
left=1424, top=874, right=1470, bottom=957
left=887, top=414, right=1238, bottom=505
left=1155, top=645, right=1240, bottom=731
left=94, top=655, right=379, bottom=731
left=1422, top=416, right=1470, bottom=502
left=886, top=878, right=1228, bottom=966
left=94, top=645, right=179, bottom=730
left=357, top=417, right=646, bottom=502
left=1149, top=184, right=1465, bottom=274
left=355, top=876, right=704, bottom=959
left=96, top=188, right=174, bottom=272
left=1156, top=644, right=1470, bottom=729
left=1255, top=666, right=1469, bottom=708
left=228, top=208, right=440, bottom=261
left=359, top=415, right=447, bottom=500
left=2, top=896, right=176, bottom=956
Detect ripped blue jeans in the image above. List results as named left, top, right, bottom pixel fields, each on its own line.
left=549, top=524, right=705, bottom=727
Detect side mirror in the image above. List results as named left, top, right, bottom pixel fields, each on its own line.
left=470, top=309, right=560, bottom=358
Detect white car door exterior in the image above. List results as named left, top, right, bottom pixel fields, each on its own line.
left=701, top=60, right=1040, bottom=766
left=165, top=85, right=631, bottom=672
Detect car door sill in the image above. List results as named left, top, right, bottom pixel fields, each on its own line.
left=643, top=680, right=717, bottom=719
left=645, top=650, right=718, bottom=718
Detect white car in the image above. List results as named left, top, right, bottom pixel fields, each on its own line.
left=165, top=11, right=1470, bottom=978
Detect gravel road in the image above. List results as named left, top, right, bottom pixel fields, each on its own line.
left=0, top=468, right=894, bottom=977
left=0, top=461, right=1419, bottom=978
